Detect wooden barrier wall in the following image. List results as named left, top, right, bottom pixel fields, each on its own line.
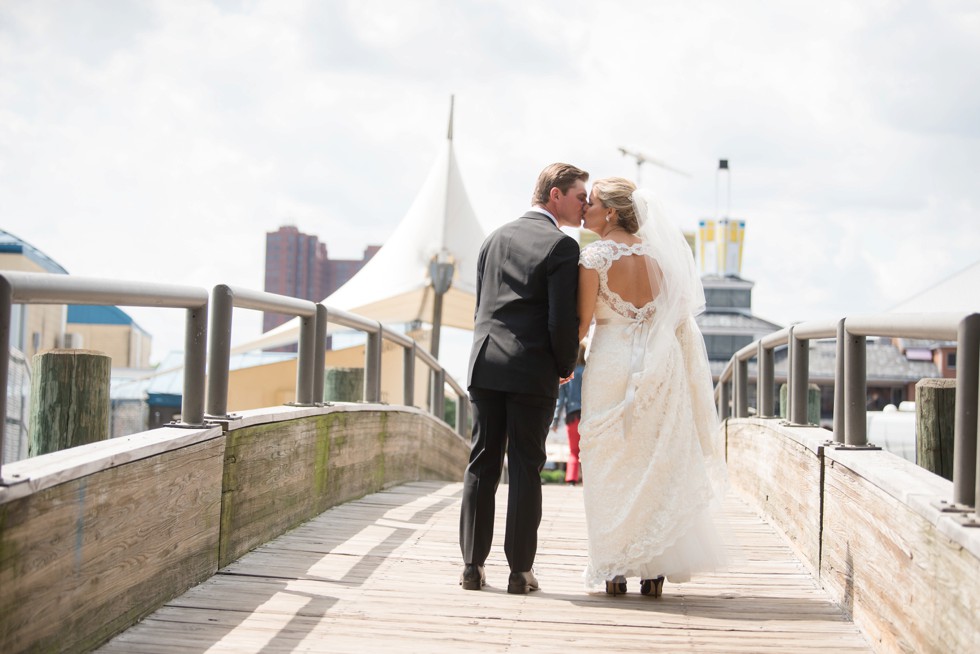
left=725, top=418, right=824, bottom=575
left=0, top=404, right=469, bottom=653
left=725, top=418, right=980, bottom=654
left=218, top=404, right=469, bottom=566
left=0, top=427, right=225, bottom=653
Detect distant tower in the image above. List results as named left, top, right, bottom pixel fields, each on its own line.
left=262, top=226, right=380, bottom=333
left=263, top=226, right=329, bottom=332
left=703, top=159, right=745, bottom=277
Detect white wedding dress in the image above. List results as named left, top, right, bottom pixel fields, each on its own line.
left=578, top=239, right=728, bottom=592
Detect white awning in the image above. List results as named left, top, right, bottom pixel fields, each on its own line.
left=233, top=105, right=486, bottom=355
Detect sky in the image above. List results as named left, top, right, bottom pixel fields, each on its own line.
left=2, top=0, right=979, bottom=376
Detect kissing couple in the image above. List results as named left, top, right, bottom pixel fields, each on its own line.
left=459, top=162, right=728, bottom=596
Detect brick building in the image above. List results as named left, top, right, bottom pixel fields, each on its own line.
left=262, top=225, right=379, bottom=332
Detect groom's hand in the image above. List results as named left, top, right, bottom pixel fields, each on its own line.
left=559, top=373, right=574, bottom=386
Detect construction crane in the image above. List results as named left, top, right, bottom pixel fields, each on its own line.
left=617, top=146, right=692, bottom=184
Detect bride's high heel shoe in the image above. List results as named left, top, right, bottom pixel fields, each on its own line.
left=640, top=576, right=665, bottom=597
left=604, top=575, right=627, bottom=596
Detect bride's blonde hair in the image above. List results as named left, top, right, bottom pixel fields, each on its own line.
left=592, top=177, right=639, bottom=233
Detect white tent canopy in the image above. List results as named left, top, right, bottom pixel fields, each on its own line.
left=234, top=109, right=486, bottom=355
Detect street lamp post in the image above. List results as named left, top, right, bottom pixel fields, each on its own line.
left=429, top=251, right=455, bottom=359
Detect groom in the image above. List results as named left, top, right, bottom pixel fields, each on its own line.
left=459, top=162, right=587, bottom=593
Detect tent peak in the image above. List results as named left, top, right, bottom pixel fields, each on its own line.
left=447, top=95, right=455, bottom=141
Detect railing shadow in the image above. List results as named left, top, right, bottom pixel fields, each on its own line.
left=104, top=482, right=463, bottom=652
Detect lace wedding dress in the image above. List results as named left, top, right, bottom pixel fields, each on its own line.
left=578, top=239, right=727, bottom=592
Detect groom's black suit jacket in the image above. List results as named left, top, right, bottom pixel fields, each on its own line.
left=467, top=211, right=580, bottom=399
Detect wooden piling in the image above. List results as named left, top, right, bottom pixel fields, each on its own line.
left=324, top=367, right=364, bottom=402
left=29, top=349, right=111, bottom=456
left=779, top=383, right=821, bottom=424
left=915, top=378, right=955, bottom=480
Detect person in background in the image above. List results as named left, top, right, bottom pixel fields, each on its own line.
left=552, top=343, right=586, bottom=485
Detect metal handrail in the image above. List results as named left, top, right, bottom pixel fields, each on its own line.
left=0, top=272, right=209, bottom=484
left=207, top=285, right=320, bottom=419
left=0, top=272, right=471, bottom=485
left=715, top=311, right=980, bottom=512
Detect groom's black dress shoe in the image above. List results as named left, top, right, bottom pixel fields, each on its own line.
left=460, top=564, right=486, bottom=590
left=507, top=570, right=540, bottom=594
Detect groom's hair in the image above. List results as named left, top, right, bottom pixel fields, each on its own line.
left=532, top=163, right=589, bottom=206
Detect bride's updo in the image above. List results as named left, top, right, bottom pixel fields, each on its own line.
left=593, top=177, right=639, bottom=234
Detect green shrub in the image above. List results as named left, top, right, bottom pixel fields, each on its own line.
left=540, top=469, right=565, bottom=484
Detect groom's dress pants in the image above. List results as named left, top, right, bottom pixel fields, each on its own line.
left=460, top=387, right=554, bottom=572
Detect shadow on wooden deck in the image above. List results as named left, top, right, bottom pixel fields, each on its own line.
left=97, top=481, right=870, bottom=653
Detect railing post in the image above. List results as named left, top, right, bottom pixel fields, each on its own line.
left=0, top=276, right=11, bottom=481
left=456, top=391, right=469, bottom=436
left=758, top=341, right=774, bottom=417
left=786, top=326, right=795, bottom=420
left=976, top=378, right=980, bottom=520
left=791, top=329, right=810, bottom=425
left=832, top=318, right=845, bottom=442
left=844, top=323, right=867, bottom=446
left=313, top=304, right=327, bottom=404
left=953, top=313, right=980, bottom=507
left=295, top=312, right=316, bottom=405
left=731, top=355, right=742, bottom=418
left=181, top=303, right=208, bottom=427
left=364, top=323, right=382, bottom=403
left=735, top=358, right=749, bottom=418
left=432, top=368, right=445, bottom=421
left=206, top=285, right=233, bottom=418
left=403, top=341, right=416, bottom=407
left=719, top=377, right=731, bottom=419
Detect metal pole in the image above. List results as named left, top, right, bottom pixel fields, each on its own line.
left=181, top=303, right=208, bottom=427
left=295, top=313, right=315, bottom=405
left=787, top=326, right=795, bottom=421
left=403, top=342, right=416, bottom=407
left=457, top=392, right=469, bottom=436
left=732, top=359, right=742, bottom=418
left=313, top=305, right=327, bottom=404
left=432, top=368, right=445, bottom=421
left=832, top=319, right=845, bottom=442
left=719, top=379, right=731, bottom=419
left=758, top=341, right=774, bottom=417
left=431, top=290, right=444, bottom=359
left=976, top=379, right=980, bottom=519
left=844, top=325, right=867, bottom=446
left=735, top=359, right=749, bottom=418
left=205, top=285, right=234, bottom=418
left=0, top=276, right=10, bottom=478
left=364, top=323, right=382, bottom=403
left=952, top=314, right=980, bottom=507
left=791, top=331, right=810, bottom=425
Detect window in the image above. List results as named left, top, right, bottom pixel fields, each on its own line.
left=704, top=334, right=752, bottom=361
left=947, top=352, right=956, bottom=369
left=704, top=288, right=751, bottom=309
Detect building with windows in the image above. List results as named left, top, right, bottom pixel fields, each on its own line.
left=0, top=229, right=70, bottom=362
left=696, top=274, right=782, bottom=380
left=262, top=226, right=379, bottom=332
left=0, top=229, right=156, bottom=453
left=65, top=306, right=152, bottom=369
left=0, top=229, right=152, bottom=369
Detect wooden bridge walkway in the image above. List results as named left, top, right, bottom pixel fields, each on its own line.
left=97, top=481, right=871, bottom=653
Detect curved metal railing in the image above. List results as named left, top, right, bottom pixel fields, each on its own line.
left=0, top=272, right=469, bottom=485
left=714, top=311, right=980, bottom=513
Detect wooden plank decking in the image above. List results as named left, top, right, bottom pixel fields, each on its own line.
left=97, top=481, right=871, bottom=653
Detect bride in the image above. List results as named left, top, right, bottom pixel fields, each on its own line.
left=576, top=177, right=727, bottom=596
